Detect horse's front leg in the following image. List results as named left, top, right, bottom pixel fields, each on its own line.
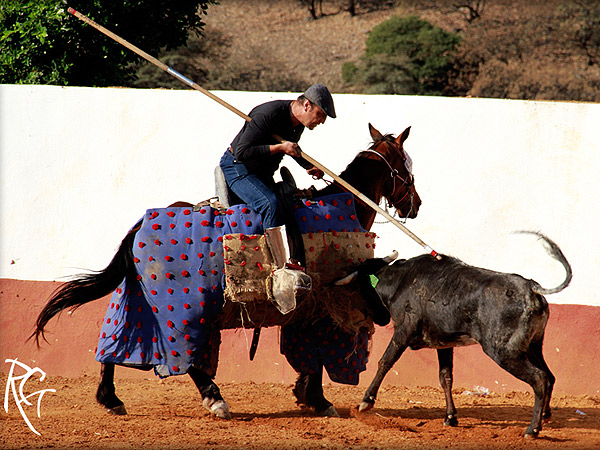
left=188, top=366, right=231, bottom=419
left=96, top=363, right=127, bottom=415
left=293, top=363, right=339, bottom=417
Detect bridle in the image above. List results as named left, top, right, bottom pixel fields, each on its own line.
left=361, top=142, right=414, bottom=210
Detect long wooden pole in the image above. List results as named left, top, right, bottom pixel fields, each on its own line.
left=67, top=7, right=441, bottom=259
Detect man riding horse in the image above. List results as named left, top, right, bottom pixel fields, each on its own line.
left=219, top=83, right=335, bottom=263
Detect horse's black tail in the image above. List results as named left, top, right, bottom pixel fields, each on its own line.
left=30, top=220, right=143, bottom=347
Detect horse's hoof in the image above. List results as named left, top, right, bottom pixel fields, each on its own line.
left=106, top=404, right=127, bottom=415
left=203, top=398, right=231, bottom=420
left=357, top=401, right=373, bottom=413
left=318, top=405, right=340, bottom=418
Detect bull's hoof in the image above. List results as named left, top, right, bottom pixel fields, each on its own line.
left=444, top=414, right=458, bottom=427
left=357, top=401, right=374, bottom=413
left=317, top=405, right=340, bottom=418
left=203, top=398, right=231, bottom=420
left=106, top=404, right=127, bottom=415
left=524, top=428, right=540, bottom=439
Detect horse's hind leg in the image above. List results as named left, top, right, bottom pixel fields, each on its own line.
left=188, top=367, right=231, bottom=419
left=96, top=363, right=127, bottom=415
left=294, top=363, right=339, bottom=417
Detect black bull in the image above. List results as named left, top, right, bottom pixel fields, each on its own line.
left=336, top=231, right=572, bottom=438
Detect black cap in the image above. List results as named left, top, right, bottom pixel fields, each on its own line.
left=303, top=84, right=336, bottom=118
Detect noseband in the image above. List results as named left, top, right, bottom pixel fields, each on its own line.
left=362, top=144, right=414, bottom=209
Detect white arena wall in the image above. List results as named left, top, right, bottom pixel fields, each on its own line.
left=1, top=84, right=598, bottom=306
left=1, top=85, right=599, bottom=395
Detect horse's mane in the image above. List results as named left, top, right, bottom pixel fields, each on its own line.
left=317, top=135, right=396, bottom=198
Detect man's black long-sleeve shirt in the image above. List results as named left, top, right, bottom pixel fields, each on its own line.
left=230, top=100, right=313, bottom=183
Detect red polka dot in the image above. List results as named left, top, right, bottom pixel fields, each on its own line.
left=184, top=334, right=191, bottom=340
left=231, top=221, right=237, bottom=227
left=171, top=350, right=178, bottom=356
left=154, top=352, right=161, bottom=359
left=168, top=336, right=175, bottom=342
left=123, top=336, right=129, bottom=342
left=181, top=254, right=188, bottom=260
left=165, top=256, right=173, bottom=262
left=183, top=287, right=190, bottom=294
left=152, top=224, right=160, bottom=230
left=140, top=352, right=145, bottom=359
left=173, top=366, right=179, bottom=372
left=245, top=220, right=252, bottom=226
left=182, top=319, right=190, bottom=326
left=151, top=289, right=158, bottom=295
left=184, top=303, right=191, bottom=309
left=183, top=209, right=191, bottom=215
left=167, top=288, right=174, bottom=295
left=242, top=208, right=249, bottom=214
left=216, top=221, right=224, bottom=228
left=152, top=306, right=158, bottom=313
left=138, top=242, right=146, bottom=248
left=167, top=320, right=174, bottom=328
left=152, top=336, right=158, bottom=343
left=187, top=349, right=194, bottom=356
left=201, top=220, right=210, bottom=226
left=167, top=211, right=175, bottom=217
left=170, top=239, right=178, bottom=245
left=170, top=224, right=176, bottom=229
left=137, top=337, right=143, bottom=343
left=185, top=237, right=192, bottom=244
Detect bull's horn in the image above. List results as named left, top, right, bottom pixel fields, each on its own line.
left=334, top=271, right=358, bottom=286
left=383, top=250, right=398, bottom=263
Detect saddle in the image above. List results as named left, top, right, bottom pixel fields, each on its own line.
left=214, top=165, right=310, bottom=264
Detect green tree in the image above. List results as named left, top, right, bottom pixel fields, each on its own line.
left=0, top=0, right=217, bottom=86
left=342, top=15, right=461, bottom=95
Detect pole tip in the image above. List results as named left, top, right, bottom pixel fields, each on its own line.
left=67, top=7, right=76, bottom=14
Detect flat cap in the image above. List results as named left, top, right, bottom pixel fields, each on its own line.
left=303, top=84, right=336, bottom=118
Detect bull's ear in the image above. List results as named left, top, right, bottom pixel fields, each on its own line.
left=334, top=271, right=358, bottom=286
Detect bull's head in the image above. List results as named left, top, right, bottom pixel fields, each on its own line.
left=334, top=251, right=398, bottom=326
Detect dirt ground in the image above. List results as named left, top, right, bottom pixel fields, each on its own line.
left=2, top=373, right=599, bottom=450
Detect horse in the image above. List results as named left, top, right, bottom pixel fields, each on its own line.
left=31, top=123, right=421, bottom=419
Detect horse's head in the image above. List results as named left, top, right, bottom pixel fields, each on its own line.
left=364, top=123, right=421, bottom=219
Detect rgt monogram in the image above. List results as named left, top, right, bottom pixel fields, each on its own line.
left=4, top=358, right=56, bottom=435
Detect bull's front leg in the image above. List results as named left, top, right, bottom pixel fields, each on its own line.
left=437, top=348, right=458, bottom=426
left=358, top=329, right=408, bottom=412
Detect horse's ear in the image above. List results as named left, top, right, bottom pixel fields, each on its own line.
left=396, top=126, right=411, bottom=146
left=369, top=123, right=383, bottom=141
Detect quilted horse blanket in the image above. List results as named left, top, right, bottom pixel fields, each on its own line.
left=95, top=193, right=374, bottom=382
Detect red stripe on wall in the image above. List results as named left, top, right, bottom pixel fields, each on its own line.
left=1, top=279, right=598, bottom=396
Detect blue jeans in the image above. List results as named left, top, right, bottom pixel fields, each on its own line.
left=219, top=150, right=283, bottom=229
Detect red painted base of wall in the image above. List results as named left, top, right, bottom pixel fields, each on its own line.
left=1, top=279, right=598, bottom=396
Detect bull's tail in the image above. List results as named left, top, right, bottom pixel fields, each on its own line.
left=519, top=231, right=572, bottom=295
left=30, top=220, right=143, bottom=347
